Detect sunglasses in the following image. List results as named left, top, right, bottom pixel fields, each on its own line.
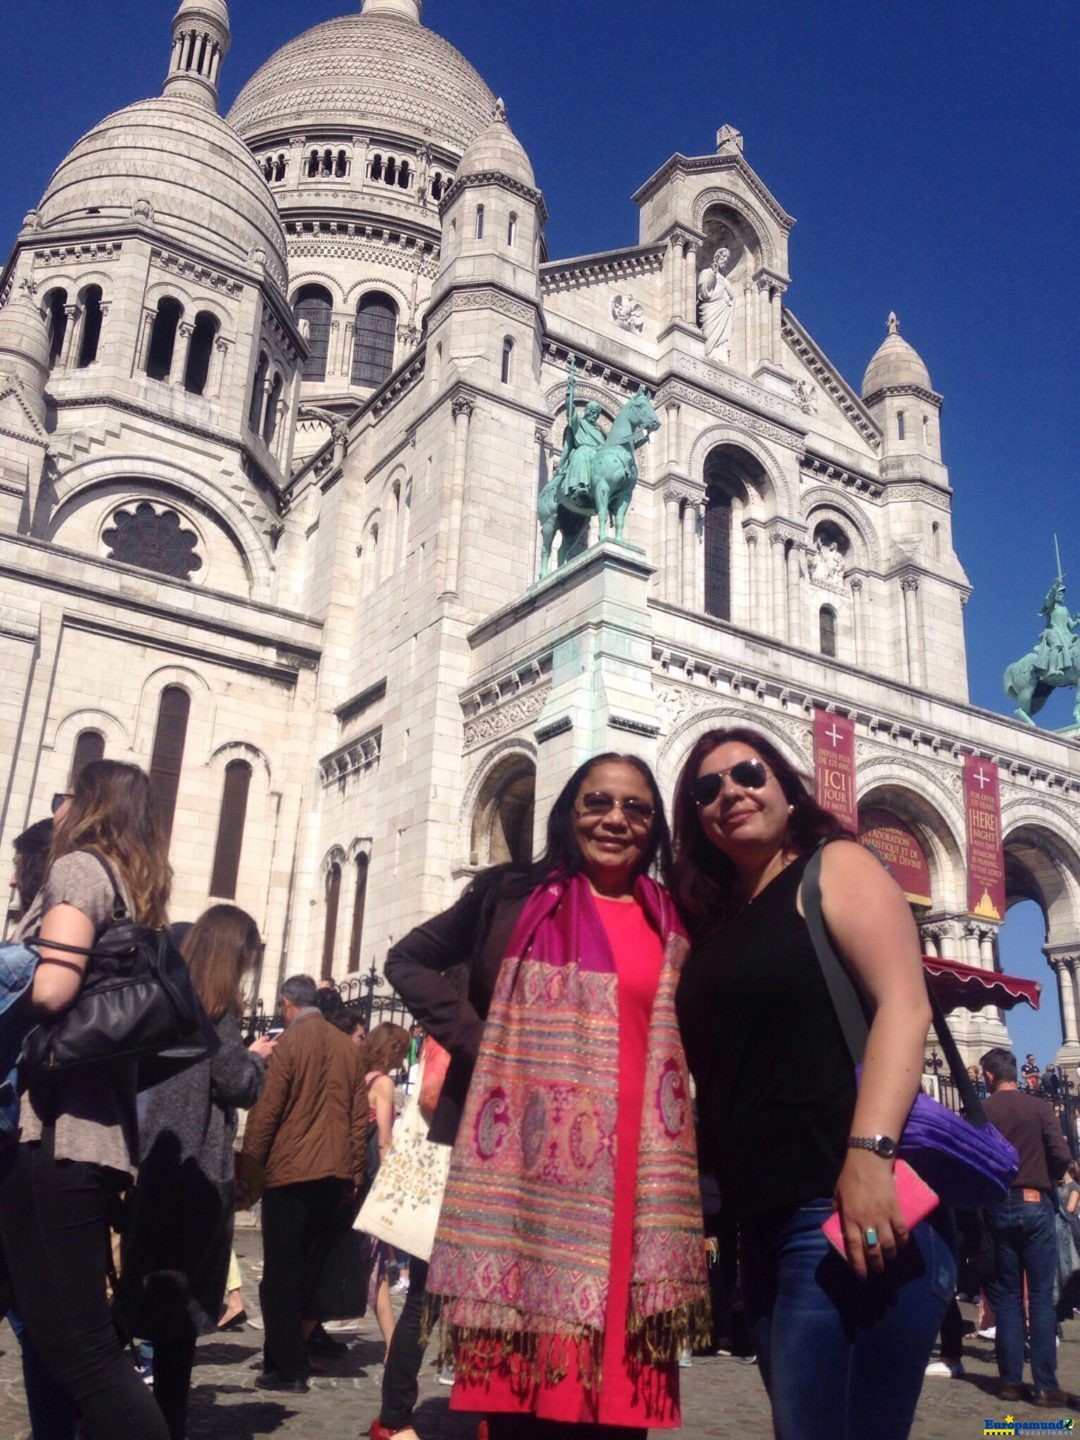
left=51, top=792, right=74, bottom=815
left=577, top=792, right=655, bottom=828
left=690, top=759, right=770, bottom=807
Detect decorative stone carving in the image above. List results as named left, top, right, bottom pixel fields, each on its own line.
left=697, top=245, right=735, bottom=363
left=792, top=378, right=817, bottom=414
left=807, top=538, right=846, bottom=591
left=464, top=688, right=550, bottom=749
left=102, top=502, right=203, bottom=581
left=611, top=292, right=644, bottom=334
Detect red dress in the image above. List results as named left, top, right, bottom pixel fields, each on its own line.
left=451, top=895, right=681, bottom=1429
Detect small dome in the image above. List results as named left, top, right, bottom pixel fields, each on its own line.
left=34, top=98, right=288, bottom=293
left=458, top=101, right=535, bottom=189
left=861, top=313, right=932, bottom=397
left=227, top=11, right=495, bottom=155
left=172, top=0, right=230, bottom=26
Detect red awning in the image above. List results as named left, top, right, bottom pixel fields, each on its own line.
left=922, top=955, right=1041, bottom=1015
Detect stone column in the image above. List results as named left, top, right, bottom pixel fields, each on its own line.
left=786, top=541, right=803, bottom=648
left=769, top=529, right=788, bottom=641
left=920, top=926, right=939, bottom=959
left=136, top=308, right=156, bottom=372
left=667, top=235, right=685, bottom=326
left=663, top=486, right=681, bottom=604
left=207, top=336, right=229, bottom=401
left=680, top=497, right=697, bottom=610
left=1047, top=948, right=1080, bottom=1046
left=441, top=396, right=473, bottom=597
left=849, top=576, right=864, bottom=665
left=341, top=321, right=355, bottom=379
left=665, top=402, right=681, bottom=469
left=684, top=241, right=699, bottom=327
left=745, top=529, right=758, bottom=616
left=59, top=304, right=80, bottom=368
left=170, top=321, right=193, bottom=387
left=902, top=576, right=924, bottom=686
left=531, top=427, right=548, bottom=580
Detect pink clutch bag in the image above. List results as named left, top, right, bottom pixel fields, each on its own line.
left=821, top=1159, right=939, bottom=1259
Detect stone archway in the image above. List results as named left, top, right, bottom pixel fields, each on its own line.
left=470, top=754, right=536, bottom=868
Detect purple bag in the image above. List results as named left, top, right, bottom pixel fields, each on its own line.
left=804, top=847, right=1018, bottom=1208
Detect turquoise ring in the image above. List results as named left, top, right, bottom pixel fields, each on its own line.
left=864, top=1227, right=879, bottom=1247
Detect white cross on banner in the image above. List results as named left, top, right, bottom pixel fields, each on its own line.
left=813, top=708, right=858, bottom=831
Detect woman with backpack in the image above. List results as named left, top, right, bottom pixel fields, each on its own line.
left=0, top=760, right=174, bottom=1440
left=117, top=904, right=276, bottom=1440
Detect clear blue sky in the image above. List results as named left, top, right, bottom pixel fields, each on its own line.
left=2, top=1, right=1077, bottom=1058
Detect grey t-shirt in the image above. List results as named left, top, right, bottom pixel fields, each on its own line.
left=17, top=850, right=139, bottom=1177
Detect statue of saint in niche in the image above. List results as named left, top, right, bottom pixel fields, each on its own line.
left=698, top=244, right=735, bottom=363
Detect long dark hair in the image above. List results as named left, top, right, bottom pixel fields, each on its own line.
left=468, top=752, right=673, bottom=918
left=182, top=904, right=261, bottom=1021
left=51, top=760, right=171, bottom=926
left=671, top=727, right=852, bottom=940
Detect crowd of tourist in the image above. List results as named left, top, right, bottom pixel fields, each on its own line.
left=1, top=740, right=1077, bottom=1440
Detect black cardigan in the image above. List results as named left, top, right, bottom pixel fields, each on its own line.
left=385, top=874, right=528, bottom=1145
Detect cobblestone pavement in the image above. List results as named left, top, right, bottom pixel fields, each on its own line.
left=3, top=1229, right=1080, bottom=1438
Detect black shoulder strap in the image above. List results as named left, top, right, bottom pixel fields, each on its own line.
left=801, top=843, right=991, bottom=1128
left=84, top=850, right=129, bottom=921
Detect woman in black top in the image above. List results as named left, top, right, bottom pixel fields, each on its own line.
left=672, top=727, right=955, bottom=1440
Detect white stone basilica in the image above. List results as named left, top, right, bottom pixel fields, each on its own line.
left=1, top=0, right=1078, bottom=1060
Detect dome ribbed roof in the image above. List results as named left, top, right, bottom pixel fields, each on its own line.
left=458, top=104, right=535, bottom=189
left=34, top=98, right=288, bottom=293
left=861, top=313, right=933, bottom=397
left=226, top=12, right=495, bottom=155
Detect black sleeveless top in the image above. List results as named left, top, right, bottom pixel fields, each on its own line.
left=676, top=853, right=857, bottom=1218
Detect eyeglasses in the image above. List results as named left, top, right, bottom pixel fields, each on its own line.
left=690, top=759, right=770, bottom=807
left=576, top=792, right=655, bottom=828
left=51, top=792, right=73, bottom=815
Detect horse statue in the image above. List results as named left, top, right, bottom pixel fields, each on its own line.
left=1004, top=574, right=1080, bottom=727
left=538, top=359, right=660, bottom=578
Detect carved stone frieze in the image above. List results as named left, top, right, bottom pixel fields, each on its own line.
left=320, top=726, right=382, bottom=785
left=33, top=241, right=124, bottom=268
left=150, top=246, right=246, bottom=297
left=658, top=379, right=803, bottom=454
left=882, top=482, right=952, bottom=512
left=287, top=235, right=440, bottom=279
left=464, top=688, right=550, bottom=748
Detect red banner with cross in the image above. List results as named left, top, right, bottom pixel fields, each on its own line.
left=813, top=709, right=858, bottom=831
left=963, top=755, right=1005, bottom=921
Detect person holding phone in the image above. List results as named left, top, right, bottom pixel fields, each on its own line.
left=671, top=727, right=955, bottom=1440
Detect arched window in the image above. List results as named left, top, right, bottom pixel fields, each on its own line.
left=307, top=149, right=320, bottom=177
left=352, top=293, right=397, bottom=387
left=703, top=489, right=733, bottom=620
left=398, top=160, right=410, bottom=189
left=45, top=289, right=68, bottom=367
left=507, top=212, right=518, bottom=247
left=347, top=853, right=369, bottom=973
left=77, top=286, right=104, bottom=368
left=146, top=297, right=183, bottom=382
left=274, top=154, right=287, bottom=182
left=69, top=729, right=105, bottom=785
left=183, top=311, right=218, bottom=395
left=335, top=149, right=348, bottom=178
left=385, top=157, right=397, bottom=186
left=475, top=204, right=485, bottom=240
left=209, top=759, right=252, bottom=899
left=932, top=520, right=942, bottom=560
left=263, top=157, right=273, bottom=181
left=370, top=153, right=383, bottom=182
left=431, top=173, right=444, bottom=202
left=819, top=605, right=838, bottom=658
left=500, top=336, right=513, bottom=385
left=321, top=148, right=333, bottom=177
left=897, top=411, right=906, bottom=441
left=922, top=414, right=930, bottom=445
left=149, top=685, right=190, bottom=843
left=248, top=352, right=268, bottom=430
left=293, top=285, right=333, bottom=382
left=321, top=862, right=342, bottom=980
left=263, top=372, right=283, bottom=447
left=470, top=759, right=535, bottom=868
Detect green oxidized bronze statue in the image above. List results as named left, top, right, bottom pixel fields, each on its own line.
left=538, top=357, right=660, bottom=578
left=1004, top=545, right=1080, bottom=727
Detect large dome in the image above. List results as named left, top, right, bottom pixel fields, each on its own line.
left=227, top=11, right=496, bottom=155
left=34, top=98, right=289, bottom=292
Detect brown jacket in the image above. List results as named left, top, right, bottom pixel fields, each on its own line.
left=241, top=1010, right=367, bottom=1191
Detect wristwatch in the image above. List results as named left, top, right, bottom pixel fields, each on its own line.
left=847, top=1134, right=898, bottom=1159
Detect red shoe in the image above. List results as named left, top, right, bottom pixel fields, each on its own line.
left=368, top=1421, right=414, bottom=1440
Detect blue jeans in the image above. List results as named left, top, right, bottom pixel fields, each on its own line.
left=986, top=1190, right=1058, bottom=1391
left=740, top=1196, right=955, bottom=1440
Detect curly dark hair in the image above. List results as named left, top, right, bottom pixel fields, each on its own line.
left=670, top=727, right=853, bottom=940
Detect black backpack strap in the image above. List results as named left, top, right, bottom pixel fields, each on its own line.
left=83, top=850, right=129, bottom=921
left=802, top=842, right=992, bottom=1128
left=801, top=846, right=870, bottom=1065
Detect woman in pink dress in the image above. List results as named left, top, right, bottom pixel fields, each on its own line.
left=385, top=753, right=709, bottom=1440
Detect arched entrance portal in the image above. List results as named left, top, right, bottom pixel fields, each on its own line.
left=470, top=756, right=536, bottom=868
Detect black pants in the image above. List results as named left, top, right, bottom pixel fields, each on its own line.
left=380, top=1256, right=440, bottom=1427
left=152, top=1335, right=196, bottom=1440
left=487, top=1420, right=646, bottom=1439
left=0, top=1136, right=169, bottom=1440
left=260, top=1178, right=348, bottom=1382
